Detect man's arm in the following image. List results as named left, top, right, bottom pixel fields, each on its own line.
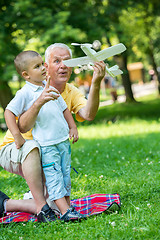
left=78, top=61, right=106, bottom=121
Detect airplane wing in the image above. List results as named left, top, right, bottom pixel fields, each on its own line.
left=63, top=56, right=92, bottom=67
left=94, top=43, right=126, bottom=61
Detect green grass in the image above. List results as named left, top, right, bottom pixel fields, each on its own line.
left=0, top=95, right=160, bottom=239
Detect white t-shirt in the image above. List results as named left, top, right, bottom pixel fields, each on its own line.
left=6, top=81, right=69, bottom=146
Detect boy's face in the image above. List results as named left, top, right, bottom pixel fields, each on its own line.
left=45, top=47, right=72, bottom=87
left=23, top=55, right=46, bottom=85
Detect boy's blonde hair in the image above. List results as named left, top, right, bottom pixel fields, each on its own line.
left=14, top=50, right=40, bottom=77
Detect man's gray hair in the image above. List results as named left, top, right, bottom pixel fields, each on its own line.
left=45, top=43, right=72, bottom=64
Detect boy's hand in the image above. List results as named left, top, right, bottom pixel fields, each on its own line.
left=38, top=76, right=60, bottom=106
left=14, top=134, right=25, bottom=149
left=45, top=75, right=60, bottom=99
left=69, top=127, right=79, bottom=144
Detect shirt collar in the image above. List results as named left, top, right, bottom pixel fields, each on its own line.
left=26, top=81, right=45, bottom=92
left=61, top=83, right=71, bottom=96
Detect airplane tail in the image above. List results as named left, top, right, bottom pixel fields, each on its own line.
left=106, top=65, right=123, bottom=78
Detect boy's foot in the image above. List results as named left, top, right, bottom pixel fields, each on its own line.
left=0, top=191, right=10, bottom=218
left=37, top=203, right=57, bottom=222
left=60, top=206, right=87, bottom=222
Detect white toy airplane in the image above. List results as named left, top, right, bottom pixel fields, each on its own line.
left=63, top=43, right=126, bottom=77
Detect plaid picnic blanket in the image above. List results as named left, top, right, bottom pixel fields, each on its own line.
left=0, top=193, right=120, bottom=224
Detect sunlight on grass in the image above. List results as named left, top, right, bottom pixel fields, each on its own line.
left=78, top=119, right=160, bottom=139
left=136, top=92, right=158, bottom=101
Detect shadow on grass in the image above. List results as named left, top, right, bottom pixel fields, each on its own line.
left=76, top=98, right=160, bottom=126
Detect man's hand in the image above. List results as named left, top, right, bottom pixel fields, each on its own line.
left=14, top=133, right=25, bottom=149
left=77, top=61, right=106, bottom=121
left=92, top=61, right=106, bottom=85
left=69, top=127, right=79, bottom=144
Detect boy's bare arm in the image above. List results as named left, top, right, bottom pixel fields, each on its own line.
left=4, top=109, right=25, bottom=149
left=63, top=108, right=78, bottom=144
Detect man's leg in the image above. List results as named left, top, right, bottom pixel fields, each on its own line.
left=0, top=141, right=57, bottom=222
left=0, top=191, right=57, bottom=222
left=5, top=199, right=36, bottom=214
left=21, top=148, right=46, bottom=214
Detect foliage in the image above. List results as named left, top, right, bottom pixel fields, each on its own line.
left=0, top=0, right=160, bottom=106
left=119, top=2, right=160, bottom=69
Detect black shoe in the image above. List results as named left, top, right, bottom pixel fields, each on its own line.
left=60, top=206, right=87, bottom=222
left=0, top=191, right=10, bottom=218
left=37, top=204, right=57, bottom=222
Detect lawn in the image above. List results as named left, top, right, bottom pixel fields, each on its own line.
left=0, top=95, right=160, bottom=239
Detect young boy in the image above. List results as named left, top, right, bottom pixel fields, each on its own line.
left=5, top=50, right=84, bottom=221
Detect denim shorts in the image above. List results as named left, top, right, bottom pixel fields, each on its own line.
left=41, top=139, right=71, bottom=201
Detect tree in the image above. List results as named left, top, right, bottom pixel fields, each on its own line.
left=132, top=2, right=160, bottom=91
left=62, top=0, right=136, bottom=101
left=1, top=0, right=160, bottom=111
left=0, top=0, right=87, bottom=110
left=0, top=1, right=17, bottom=109
left=119, top=1, right=160, bottom=93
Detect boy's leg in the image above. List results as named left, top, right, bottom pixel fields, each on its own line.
left=54, top=197, right=69, bottom=215
left=58, top=140, right=71, bottom=207
left=65, top=196, right=70, bottom=206
left=41, top=145, right=68, bottom=210
left=53, top=197, right=85, bottom=221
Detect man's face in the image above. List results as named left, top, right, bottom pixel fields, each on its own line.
left=46, top=47, right=72, bottom=86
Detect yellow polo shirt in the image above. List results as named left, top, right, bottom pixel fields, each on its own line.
left=0, top=83, right=87, bottom=150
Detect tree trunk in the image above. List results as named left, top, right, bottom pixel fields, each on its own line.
left=116, top=55, right=136, bottom=102
left=148, top=44, right=160, bottom=94
left=0, top=81, right=13, bottom=110
left=143, top=14, right=160, bottom=93
left=107, top=37, right=135, bottom=102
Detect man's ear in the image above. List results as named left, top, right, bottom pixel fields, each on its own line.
left=44, top=62, right=48, bottom=70
left=22, top=70, right=30, bottom=79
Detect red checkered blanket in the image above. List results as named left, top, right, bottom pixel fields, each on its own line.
left=0, top=193, right=120, bottom=224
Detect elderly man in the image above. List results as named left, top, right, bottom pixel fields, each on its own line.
left=0, top=43, right=105, bottom=222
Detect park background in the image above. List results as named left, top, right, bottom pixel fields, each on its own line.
left=0, top=0, right=160, bottom=239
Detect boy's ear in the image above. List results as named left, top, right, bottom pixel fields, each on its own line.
left=22, top=70, right=30, bottom=79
